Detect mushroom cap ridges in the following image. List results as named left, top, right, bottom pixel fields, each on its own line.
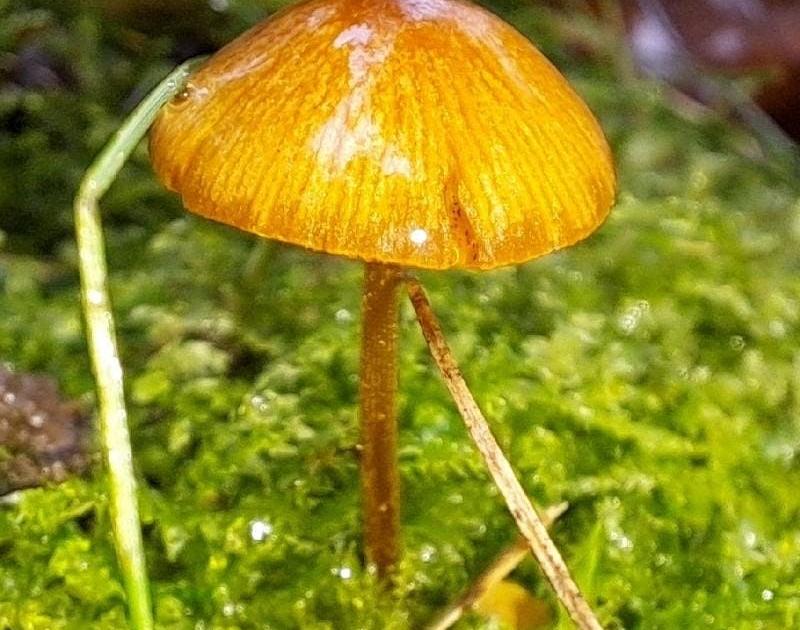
left=149, top=0, right=616, bottom=270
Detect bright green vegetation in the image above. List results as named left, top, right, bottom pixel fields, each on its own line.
left=2, top=1, right=800, bottom=628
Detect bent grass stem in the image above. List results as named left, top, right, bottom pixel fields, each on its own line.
left=74, top=59, right=204, bottom=630
left=407, top=278, right=602, bottom=630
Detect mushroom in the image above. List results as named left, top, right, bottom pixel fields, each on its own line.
left=75, top=0, right=615, bottom=628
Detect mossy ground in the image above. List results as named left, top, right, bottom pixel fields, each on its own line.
left=1, top=1, right=800, bottom=628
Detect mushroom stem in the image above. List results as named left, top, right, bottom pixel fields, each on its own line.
left=406, top=278, right=602, bottom=630
left=73, top=59, right=204, bottom=630
left=359, top=262, right=404, bottom=577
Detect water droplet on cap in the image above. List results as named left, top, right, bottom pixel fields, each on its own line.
left=409, top=228, right=428, bottom=246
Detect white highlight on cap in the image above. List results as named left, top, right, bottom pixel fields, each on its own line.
left=382, top=145, right=412, bottom=177
left=334, top=23, right=374, bottom=48
left=410, top=228, right=429, bottom=245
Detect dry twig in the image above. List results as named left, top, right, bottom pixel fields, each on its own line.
left=427, top=502, right=569, bottom=630
left=407, top=278, right=601, bottom=630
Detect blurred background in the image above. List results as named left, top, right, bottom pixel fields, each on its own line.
left=2, top=1, right=800, bottom=629
left=2, top=0, right=798, bottom=254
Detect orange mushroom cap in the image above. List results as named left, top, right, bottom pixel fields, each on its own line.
left=150, top=0, right=616, bottom=270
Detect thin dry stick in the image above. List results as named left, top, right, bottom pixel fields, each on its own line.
left=407, top=278, right=602, bottom=630
left=427, top=502, right=569, bottom=630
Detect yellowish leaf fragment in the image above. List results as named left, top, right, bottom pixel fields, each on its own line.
left=475, top=580, right=552, bottom=630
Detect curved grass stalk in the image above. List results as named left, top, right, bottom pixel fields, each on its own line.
left=406, top=278, right=602, bottom=630
left=74, top=58, right=204, bottom=630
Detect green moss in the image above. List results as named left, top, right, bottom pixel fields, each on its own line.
left=2, top=0, right=800, bottom=628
